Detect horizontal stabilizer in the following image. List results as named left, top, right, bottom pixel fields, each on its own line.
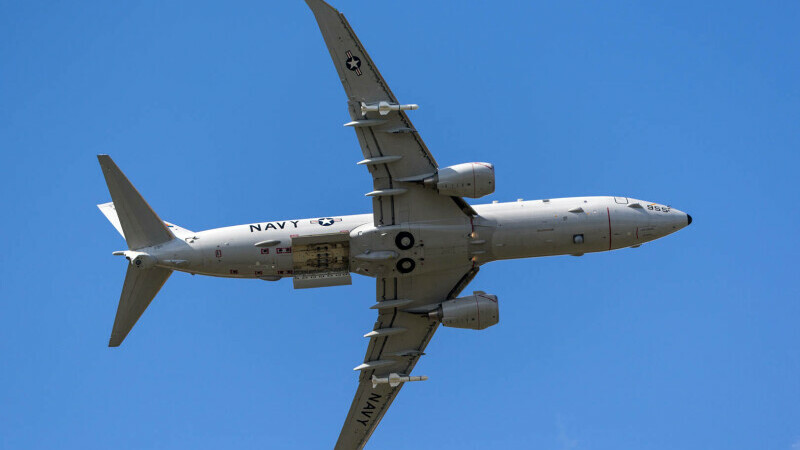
left=97, top=155, right=174, bottom=250
left=109, top=266, right=172, bottom=347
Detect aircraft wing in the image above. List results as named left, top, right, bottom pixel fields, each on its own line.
left=336, top=265, right=479, bottom=450
left=305, top=1, right=482, bottom=447
left=305, top=0, right=476, bottom=226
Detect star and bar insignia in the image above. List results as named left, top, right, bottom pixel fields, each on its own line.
left=345, top=50, right=362, bottom=76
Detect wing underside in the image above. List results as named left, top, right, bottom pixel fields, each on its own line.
left=305, top=0, right=474, bottom=226
left=305, top=1, right=482, bottom=448
left=335, top=267, right=478, bottom=449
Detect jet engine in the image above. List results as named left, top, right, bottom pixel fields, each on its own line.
left=429, top=291, right=499, bottom=330
left=126, top=251, right=157, bottom=269
left=424, top=162, right=495, bottom=198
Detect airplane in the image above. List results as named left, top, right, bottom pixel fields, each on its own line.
left=96, top=0, right=692, bottom=448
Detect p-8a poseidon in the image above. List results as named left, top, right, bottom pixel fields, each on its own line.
left=97, top=1, right=692, bottom=448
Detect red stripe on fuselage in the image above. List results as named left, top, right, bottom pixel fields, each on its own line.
left=607, top=207, right=612, bottom=250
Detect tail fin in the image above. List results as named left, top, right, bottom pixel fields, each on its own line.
left=109, top=266, right=172, bottom=347
left=98, top=201, right=195, bottom=240
left=97, top=155, right=175, bottom=250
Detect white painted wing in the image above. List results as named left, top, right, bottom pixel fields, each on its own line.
left=335, top=265, right=479, bottom=449
left=305, top=0, right=475, bottom=226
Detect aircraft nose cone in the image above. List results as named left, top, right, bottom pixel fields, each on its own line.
left=687, top=214, right=693, bottom=226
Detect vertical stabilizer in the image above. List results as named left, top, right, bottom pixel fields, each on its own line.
left=97, top=155, right=174, bottom=250
left=109, top=266, right=172, bottom=347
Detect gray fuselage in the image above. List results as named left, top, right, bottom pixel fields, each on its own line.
left=142, top=196, right=690, bottom=283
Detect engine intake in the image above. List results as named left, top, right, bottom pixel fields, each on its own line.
left=429, top=291, right=499, bottom=330
left=424, top=162, right=495, bottom=198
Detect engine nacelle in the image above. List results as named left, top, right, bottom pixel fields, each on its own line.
left=429, top=291, right=499, bottom=330
left=425, top=162, right=495, bottom=198
left=126, top=251, right=157, bottom=269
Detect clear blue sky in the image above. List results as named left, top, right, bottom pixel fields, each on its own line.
left=1, top=1, right=798, bottom=449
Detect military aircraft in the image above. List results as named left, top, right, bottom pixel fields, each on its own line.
left=97, top=0, right=692, bottom=448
